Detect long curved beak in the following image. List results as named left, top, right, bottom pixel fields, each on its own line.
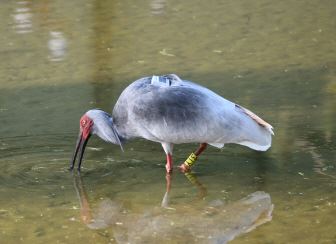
left=70, top=131, right=91, bottom=171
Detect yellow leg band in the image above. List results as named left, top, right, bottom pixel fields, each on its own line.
left=184, top=172, right=197, bottom=184
left=184, top=152, right=197, bottom=167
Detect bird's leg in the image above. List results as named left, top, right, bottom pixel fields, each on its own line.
left=179, top=143, right=208, bottom=173
left=165, top=153, right=173, bottom=174
left=195, top=143, right=208, bottom=156
left=161, top=143, right=174, bottom=174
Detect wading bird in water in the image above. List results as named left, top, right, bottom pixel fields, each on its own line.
left=70, top=74, right=274, bottom=173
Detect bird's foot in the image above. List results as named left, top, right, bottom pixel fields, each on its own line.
left=178, top=163, right=191, bottom=173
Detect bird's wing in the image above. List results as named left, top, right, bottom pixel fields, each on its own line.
left=124, top=76, right=238, bottom=144
left=114, top=75, right=273, bottom=151
left=235, top=104, right=274, bottom=135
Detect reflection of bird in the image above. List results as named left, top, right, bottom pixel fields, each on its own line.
left=162, top=172, right=207, bottom=209
left=70, top=74, right=274, bottom=172
left=73, top=173, right=273, bottom=243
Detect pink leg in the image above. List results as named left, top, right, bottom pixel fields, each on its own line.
left=195, top=143, right=208, bottom=156
left=165, top=153, right=173, bottom=174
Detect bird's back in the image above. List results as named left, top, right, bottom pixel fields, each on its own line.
left=113, top=74, right=273, bottom=151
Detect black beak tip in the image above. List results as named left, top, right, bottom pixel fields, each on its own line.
left=70, top=132, right=90, bottom=173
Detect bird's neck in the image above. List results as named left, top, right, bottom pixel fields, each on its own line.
left=92, top=111, right=124, bottom=151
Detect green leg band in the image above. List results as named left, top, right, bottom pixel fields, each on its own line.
left=184, top=152, right=198, bottom=168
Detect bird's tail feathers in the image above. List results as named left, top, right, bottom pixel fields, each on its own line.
left=234, top=104, right=273, bottom=151
left=238, top=140, right=271, bottom=151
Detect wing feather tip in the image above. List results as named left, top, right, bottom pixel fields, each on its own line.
left=235, top=104, right=274, bottom=136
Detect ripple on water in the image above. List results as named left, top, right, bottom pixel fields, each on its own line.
left=0, top=134, right=74, bottom=192
left=0, top=135, right=166, bottom=192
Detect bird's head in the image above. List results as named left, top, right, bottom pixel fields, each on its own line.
left=79, top=113, right=94, bottom=140
left=70, top=109, right=123, bottom=171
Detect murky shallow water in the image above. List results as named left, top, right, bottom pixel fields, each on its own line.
left=1, top=0, right=336, bottom=243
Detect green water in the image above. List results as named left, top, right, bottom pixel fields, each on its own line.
left=1, top=0, right=336, bottom=243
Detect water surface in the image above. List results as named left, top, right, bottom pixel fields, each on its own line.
left=0, top=0, right=336, bottom=243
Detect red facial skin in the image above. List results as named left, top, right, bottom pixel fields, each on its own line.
left=80, top=115, right=94, bottom=139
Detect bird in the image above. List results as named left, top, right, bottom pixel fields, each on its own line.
left=70, top=74, right=274, bottom=173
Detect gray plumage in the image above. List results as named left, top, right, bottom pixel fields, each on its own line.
left=112, top=74, right=273, bottom=150
left=70, top=74, right=274, bottom=171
